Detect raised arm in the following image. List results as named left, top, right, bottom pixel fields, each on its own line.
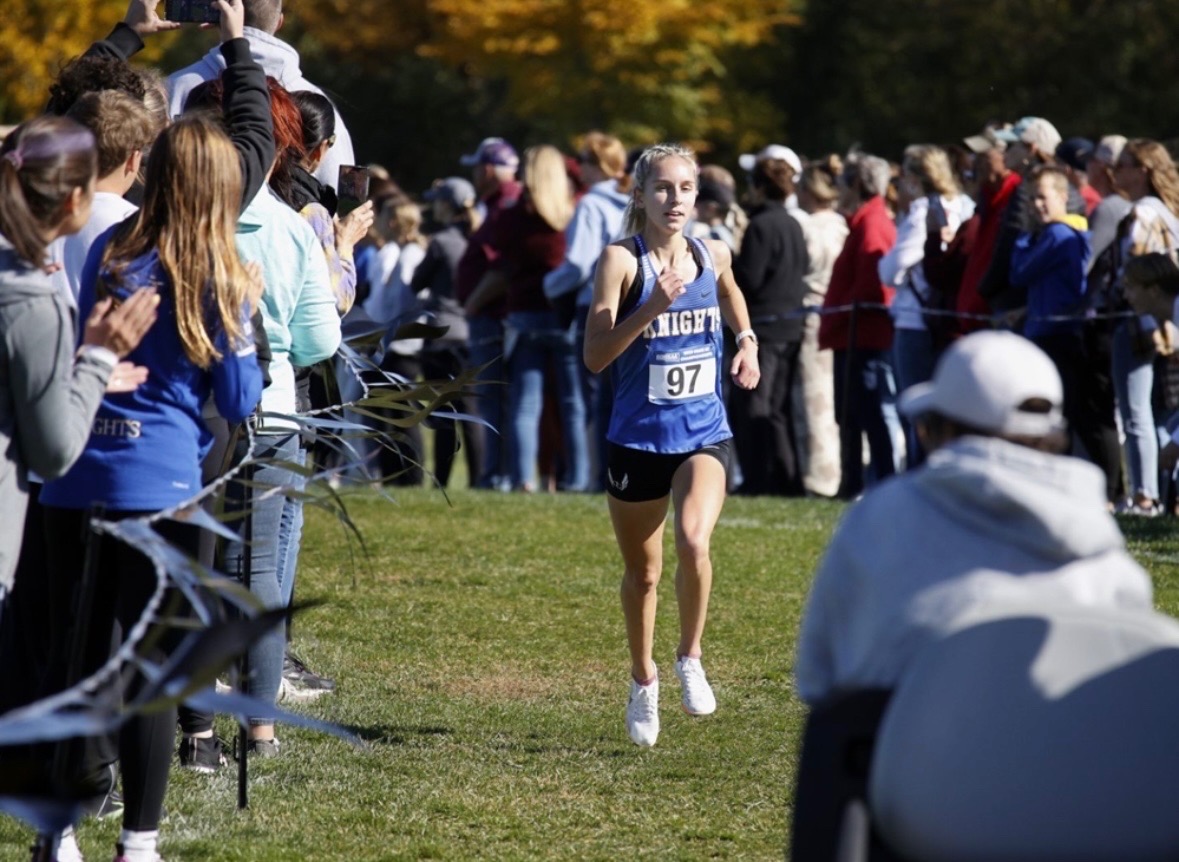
left=214, top=0, right=275, bottom=211
left=583, top=241, right=657, bottom=374
left=82, top=0, right=179, bottom=61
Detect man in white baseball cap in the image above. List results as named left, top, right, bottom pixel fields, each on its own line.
left=994, top=116, right=1062, bottom=157
left=738, top=143, right=802, bottom=181
left=794, top=329, right=1152, bottom=706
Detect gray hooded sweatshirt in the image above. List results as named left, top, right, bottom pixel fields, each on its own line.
left=166, top=27, right=356, bottom=192
left=795, top=435, right=1153, bottom=705
left=0, top=236, right=114, bottom=590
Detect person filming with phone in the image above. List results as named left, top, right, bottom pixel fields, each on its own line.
left=167, top=0, right=356, bottom=192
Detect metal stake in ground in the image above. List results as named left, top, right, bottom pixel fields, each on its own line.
left=838, top=302, right=860, bottom=499
left=237, top=460, right=255, bottom=811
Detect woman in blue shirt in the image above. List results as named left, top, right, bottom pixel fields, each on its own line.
left=583, top=144, right=760, bottom=748
left=40, top=113, right=264, bottom=862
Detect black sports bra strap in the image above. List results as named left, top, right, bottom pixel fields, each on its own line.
left=632, top=234, right=655, bottom=282
left=619, top=237, right=647, bottom=321
left=687, top=236, right=713, bottom=272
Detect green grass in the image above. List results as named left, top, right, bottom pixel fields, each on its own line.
left=4, top=491, right=1179, bottom=861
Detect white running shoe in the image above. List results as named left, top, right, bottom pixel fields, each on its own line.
left=626, top=673, right=660, bottom=747
left=55, top=828, right=84, bottom=862
left=674, top=656, right=716, bottom=716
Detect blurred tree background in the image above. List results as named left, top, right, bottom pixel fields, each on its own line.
left=4, top=0, right=1179, bottom=191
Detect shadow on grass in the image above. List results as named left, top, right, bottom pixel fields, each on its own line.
left=1119, top=515, right=1179, bottom=543
left=487, top=734, right=634, bottom=757
left=342, top=723, right=453, bottom=746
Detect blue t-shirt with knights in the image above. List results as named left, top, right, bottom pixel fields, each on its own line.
left=41, top=227, right=263, bottom=512
left=607, top=235, right=732, bottom=454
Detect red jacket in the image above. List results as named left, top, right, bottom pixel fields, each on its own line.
left=818, top=195, right=897, bottom=351
left=956, top=171, right=1021, bottom=332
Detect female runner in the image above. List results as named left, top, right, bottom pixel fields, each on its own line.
left=584, top=144, right=760, bottom=747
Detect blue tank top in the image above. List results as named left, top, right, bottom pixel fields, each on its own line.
left=607, top=235, right=732, bottom=453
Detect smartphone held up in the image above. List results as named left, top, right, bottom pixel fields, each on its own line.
left=165, top=0, right=221, bottom=24
left=337, top=166, right=371, bottom=217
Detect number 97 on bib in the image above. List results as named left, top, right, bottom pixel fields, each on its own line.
left=648, top=349, right=716, bottom=404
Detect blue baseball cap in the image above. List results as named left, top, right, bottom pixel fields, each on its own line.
left=423, top=176, right=477, bottom=207
left=459, top=137, right=519, bottom=168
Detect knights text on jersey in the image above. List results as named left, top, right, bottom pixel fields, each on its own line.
left=606, top=235, right=733, bottom=454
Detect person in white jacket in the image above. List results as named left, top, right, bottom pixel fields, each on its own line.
left=878, top=144, right=975, bottom=467
left=166, top=0, right=355, bottom=191
left=794, top=330, right=1154, bottom=706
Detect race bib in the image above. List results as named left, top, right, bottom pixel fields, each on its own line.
left=648, top=346, right=716, bottom=403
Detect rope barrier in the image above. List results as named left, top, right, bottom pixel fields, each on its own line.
left=751, top=303, right=1136, bottom=327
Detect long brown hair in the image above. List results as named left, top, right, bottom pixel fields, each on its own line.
left=102, top=115, right=251, bottom=369
left=0, top=116, right=96, bottom=266
left=1123, top=139, right=1179, bottom=217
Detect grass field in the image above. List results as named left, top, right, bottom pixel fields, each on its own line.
left=3, top=489, right=1179, bottom=861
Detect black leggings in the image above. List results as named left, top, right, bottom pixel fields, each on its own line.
left=422, top=345, right=484, bottom=488
left=42, top=507, right=200, bottom=832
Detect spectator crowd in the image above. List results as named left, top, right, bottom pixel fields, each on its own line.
left=6, top=0, right=1179, bottom=859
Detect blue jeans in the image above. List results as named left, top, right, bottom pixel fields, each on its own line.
left=893, top=328, right=936, bottom=469
left=276, top=445, right=307, bottom=610
left=222, top=433, right=300, bottom=724
left=1112, top=320, right=1158, bottom=500
left=832, top=348, right=897, bottom=498
left=507, top=310, right=589, bottom=491
left=1162, top=413, right=1179, bottom=507
left=574, top=306, right=610, bottom=492
left=468, top=314, right=508, bottom=489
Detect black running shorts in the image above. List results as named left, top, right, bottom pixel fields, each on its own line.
left=604, top=439, right=733, bottom=502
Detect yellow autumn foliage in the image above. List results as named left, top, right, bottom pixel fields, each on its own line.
left=2, top=0, right=797, bottom=151
left=289, top=0, right=798, bottom=150
left=0, top=0, right=171, bottom=122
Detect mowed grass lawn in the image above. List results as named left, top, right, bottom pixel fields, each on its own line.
left=4, top=490, right=1179, bottom=861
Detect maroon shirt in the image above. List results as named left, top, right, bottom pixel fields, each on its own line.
left=488, top=199, right=567, bottom=314
left=454, top=179, right=523, bottom=318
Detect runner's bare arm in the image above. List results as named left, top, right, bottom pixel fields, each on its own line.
left=710, top=240, right=760, bottom=390
left=584, top=241, right=681, bottom=373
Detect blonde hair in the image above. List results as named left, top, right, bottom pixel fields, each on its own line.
left=65, top=90, right=156, bottom=178
left=904, top=144, right=960, bottom=197
left=102, top=115, right=251, bottom=369
left=523, top=145, right=574, bottom=232
left=800, top=164, right=840, bottom=205
left=622, top=143, right=698, bottom=236
left=389, top=198, right=426, bottom=248
left=1031, top=164, right=1070, bottom=197
left=581, top=130, right=631, bottom=192
left=137, top=67, right=171, bottom=137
